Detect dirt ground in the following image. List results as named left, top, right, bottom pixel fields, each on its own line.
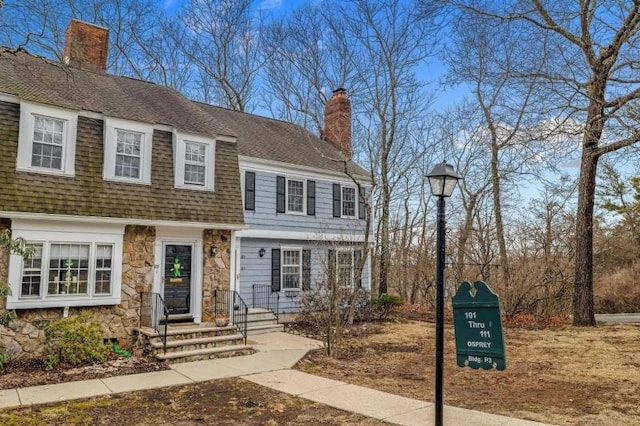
left=0, top=355, right=169, bottom=390
left=0, top=378, right=380, bottom=425
left=295, top=317, right=640, bottom=426
left=0, top=315, right=639, bottom=425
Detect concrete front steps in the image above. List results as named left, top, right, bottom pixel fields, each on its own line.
left=246, top=308, right=284, bottom=336
left=135, top=323, right=254, bottom=363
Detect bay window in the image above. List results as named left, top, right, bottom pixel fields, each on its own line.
left=7, top=220, right=123, bottom=309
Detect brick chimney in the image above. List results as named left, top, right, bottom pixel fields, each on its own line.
left=63, top=19, right=109, bottom=72
left=324, top=88, right=352, bottom=158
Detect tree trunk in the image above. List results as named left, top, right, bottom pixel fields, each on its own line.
left=378, top=155, right=390, bottom=295
left=491, top=140, right=510, bottom=286
left=573, top=148, right=598, bottom=326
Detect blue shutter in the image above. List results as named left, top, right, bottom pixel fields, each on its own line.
left=276, top=176, right=286, bottom=213
left=245, top=171, right=255, bottom=211
left=271, top=249, right=281, bottom=292
left=354, top=249, right=363, bottom=288
left=302, top=249, right=311, bottom=291
left=333, top=184, right=341, bottom=218
left=307, top=180, right=315, bottom=216
left=328, top=249, right=336, bottom=285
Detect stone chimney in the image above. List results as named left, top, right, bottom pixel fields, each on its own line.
left=63, top=19, right=109, bottom=72
left=324, top=88, right=352, bottom=158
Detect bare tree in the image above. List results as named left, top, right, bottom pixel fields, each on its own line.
left=262, top=0, right=440, bottom=296
left=178, top=0, right=264, bottom=111
left=442, top=0, right=640, bottom=325
left=339, top=0, right=437, bottom=295
left=443, top=9, right=570, bottom=292
left=261, top=2, right=358, bottom=135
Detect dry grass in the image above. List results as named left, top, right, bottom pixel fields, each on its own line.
left=295, top=318, right=640, bottom=426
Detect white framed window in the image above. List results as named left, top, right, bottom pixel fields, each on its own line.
left=173, top=131, right=215, bottom=191
left=336, top=249, right=355, bottom=287
left=287, top=178, right=305, bottom=213
left=7, top=220, right=124, bottom=309
left=17, top=101, right=77, bottom=176
left=342, top=186, right=357, bottom=217
left=184, top=141, right=206, bottom=185
left=281, top=248, right=302, bottom=290
left=103, top=117, right=153, bottom=184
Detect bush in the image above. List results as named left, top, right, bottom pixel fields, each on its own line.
left=0, top=350, right=9, bottom=369
left=44, top=311, right=108, bottom=369
left=371, top=293, right=403, bottom=320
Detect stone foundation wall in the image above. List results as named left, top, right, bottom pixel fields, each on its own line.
left=202, top=229, right=231, bottom=321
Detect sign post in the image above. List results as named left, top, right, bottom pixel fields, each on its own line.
left=452, top=281, right=506, bottom=370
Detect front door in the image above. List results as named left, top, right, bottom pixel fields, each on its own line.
left=163, top=244, right=193, bottom=316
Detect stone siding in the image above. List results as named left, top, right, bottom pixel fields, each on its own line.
left=202, top=229, right=231, bottom=322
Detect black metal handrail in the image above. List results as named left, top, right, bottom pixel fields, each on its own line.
left=140, top=292, right=169, bottom=353
left=252, top=284, right=280, bottom=322
left=213, top=289, right=248, bottom=345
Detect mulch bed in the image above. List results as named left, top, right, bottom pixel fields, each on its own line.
left=0, top=355, right=169, bottom=389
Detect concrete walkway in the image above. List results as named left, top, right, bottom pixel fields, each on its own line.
left=0, top=332, right=552, bottom=425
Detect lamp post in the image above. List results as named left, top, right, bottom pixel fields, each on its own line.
left=427, top=162, right=462, bottom=426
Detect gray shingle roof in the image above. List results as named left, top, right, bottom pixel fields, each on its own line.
left=0, top=48, right=235, bottom=139
left=0, top=47, right=370, bottom=181
left=195, top=102, right=371, bottom=180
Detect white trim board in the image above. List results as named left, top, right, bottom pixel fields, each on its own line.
left=239, top=156, right=372, bottom=185
left=0, top=211, right=248, bottom=230
left=236, top=229, right=366, bottom=242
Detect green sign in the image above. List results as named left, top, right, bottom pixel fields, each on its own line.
left=452, top=281, right=506, bottom=371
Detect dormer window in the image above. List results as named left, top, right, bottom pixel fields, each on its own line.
left=103, top=117, right=153, bottom=184
left=17, top=101, right=77, bottom=177
left=184, top=141, right=206, bottom=185
left=32, top=116, right=64, bottom=169
left=115, top=130, right=142, bottom=178
left=173, top=131, right=215, bottom=191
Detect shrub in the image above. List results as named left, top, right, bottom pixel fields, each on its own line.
left=0, top=351, right=9, bottom=368
left=371, top=293, right=403, bottom=320
left=44, top=311, right=108, bottom=369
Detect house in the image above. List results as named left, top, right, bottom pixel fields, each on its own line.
left=199, top=92, right=372, bottom=316
left=0, top=20, right=371, bottom=360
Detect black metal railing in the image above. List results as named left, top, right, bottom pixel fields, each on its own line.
left=140, top=292, right=169, bottom=353
left=213, top=289, right=248, bottom=345
left=252, top=284, right=279, bottom=322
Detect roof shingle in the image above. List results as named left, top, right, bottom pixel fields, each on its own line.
left=0, top=49, right=235, bottom=139
left=196, top=102, right=370, bottom=180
